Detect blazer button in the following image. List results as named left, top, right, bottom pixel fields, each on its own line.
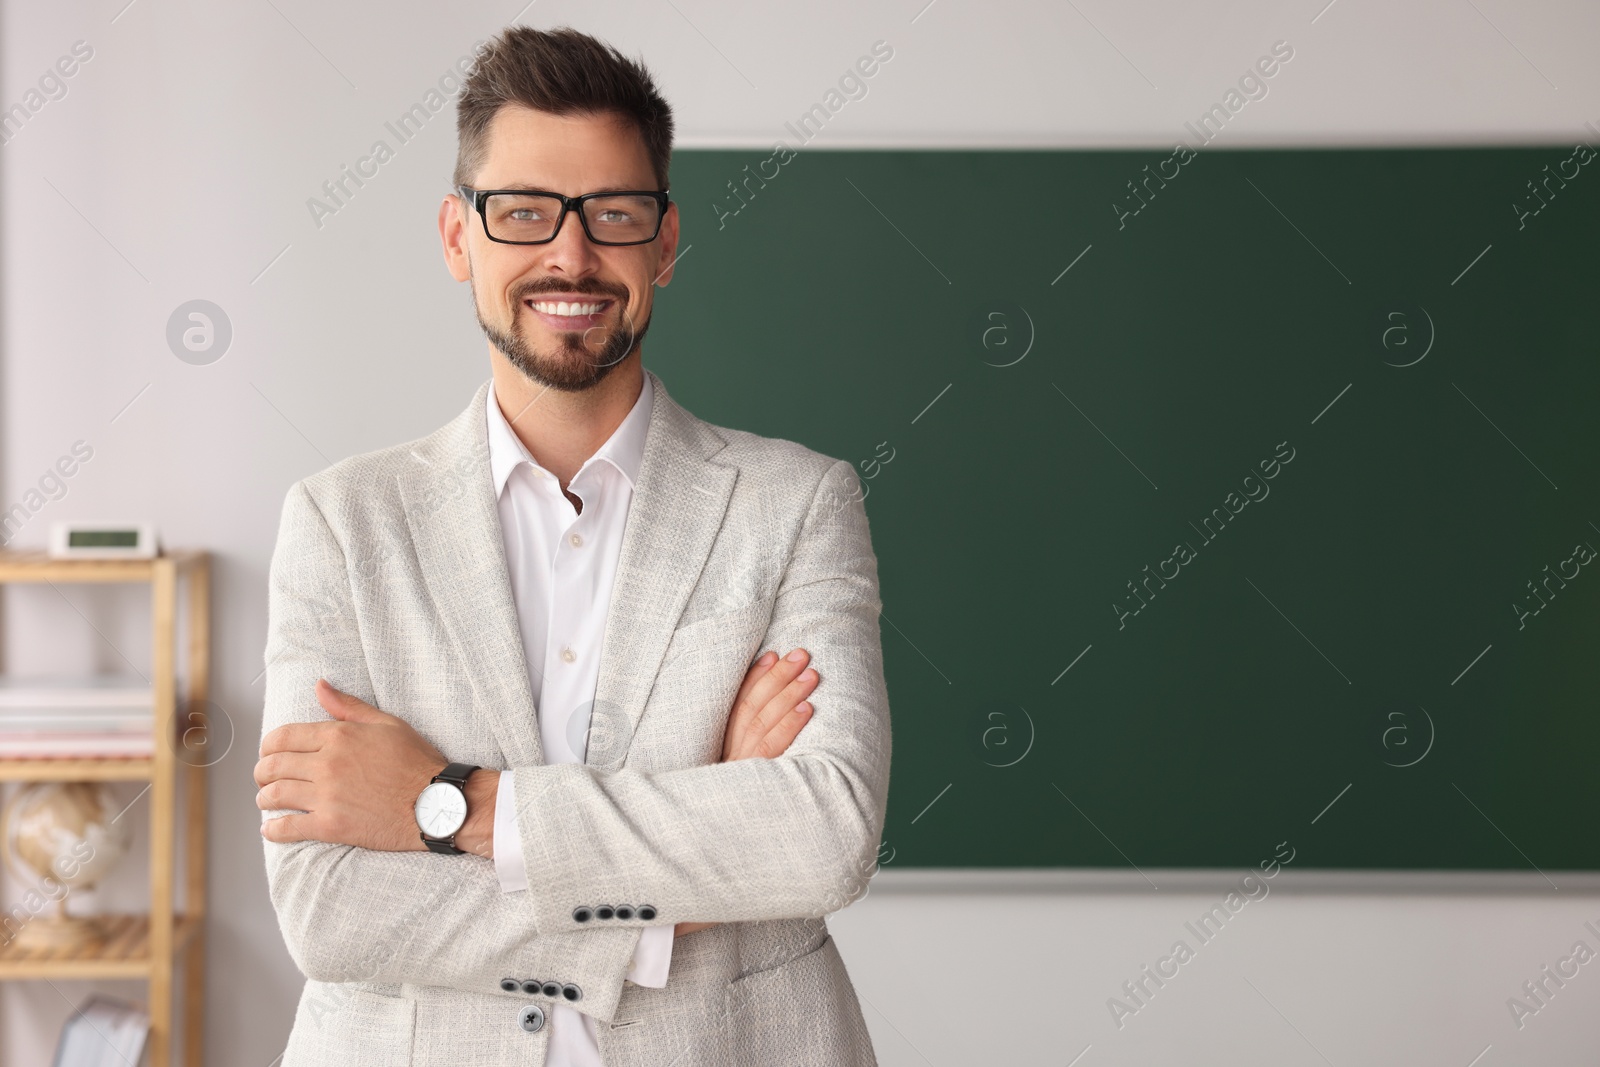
left=573, top=906, right=593, bottom=923
left=595, top=905, right=615, bottom=920
left=562, top=983, right=582, bottom=1002
left=519, top=1004, right=546, bottom=1034
left=541, top=981, right=561, bottom=998
left=637, top=905, right=657, bottom=920
left=615, top=905, right=635, bottom=920
left=521, top=979, right=541, bottom=996
left=500, top=977, right=520, bottom=993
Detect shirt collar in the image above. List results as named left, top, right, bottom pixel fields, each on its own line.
left=486, top=372, right=654, bottom=498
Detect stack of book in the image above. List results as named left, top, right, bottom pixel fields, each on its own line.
left=0, top=676, right=155, bottom=759
left=51, top=995, right=149, bottom=1066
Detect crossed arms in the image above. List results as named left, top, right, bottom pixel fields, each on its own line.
left=255, top=460, right=889, bottom=1005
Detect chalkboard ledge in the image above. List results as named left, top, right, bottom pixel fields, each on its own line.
left=862, top=868, right=1600, bottom=895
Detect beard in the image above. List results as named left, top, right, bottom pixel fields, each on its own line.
left=474, top=279, right=650, bottom=393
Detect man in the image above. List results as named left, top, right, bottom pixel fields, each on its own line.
left=253, top=24, right=891, bottom=1067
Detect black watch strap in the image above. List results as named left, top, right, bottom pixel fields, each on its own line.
left=420, top=762, right=480, bottom=855
left=434, top=762, right=478, bottom=788
left=422, top=837, right=463, bottom=855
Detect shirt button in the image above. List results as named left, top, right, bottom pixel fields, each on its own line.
left=561, top=647, right=576, bottom=663
left=569, top=533, right=583, bottom=548
left=532, top=467, right=546, bottom=478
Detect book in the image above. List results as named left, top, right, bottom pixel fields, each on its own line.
left=0, top=733, right=154, bottom=758
left=51, top=994, right=149, bottom=1067
left=0, top=676, right=177, bottom=758
left=0, top=712, right=153, bottom=731
left=0, top=675, right=152, bottom=708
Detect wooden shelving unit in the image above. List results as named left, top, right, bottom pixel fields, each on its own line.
left=0, top=549, right=208, bottom=1066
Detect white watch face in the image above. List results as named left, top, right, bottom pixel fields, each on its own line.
left=415, top=780, right=468, bottom=839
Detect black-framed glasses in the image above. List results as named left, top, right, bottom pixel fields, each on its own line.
left=457, top=186, right=670, bottom=246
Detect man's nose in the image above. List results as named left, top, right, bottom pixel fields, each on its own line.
left=537, top=209, right=603, bottom=276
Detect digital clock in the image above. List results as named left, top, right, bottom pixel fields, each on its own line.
left=47, top=522, right=158, bottom=559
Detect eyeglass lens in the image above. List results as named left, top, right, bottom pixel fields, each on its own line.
left=483, top=193, right=661, bottom=243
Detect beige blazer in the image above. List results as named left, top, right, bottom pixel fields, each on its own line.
left=262, top=369, right=890, bottom=1065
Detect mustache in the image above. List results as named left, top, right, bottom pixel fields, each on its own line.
left=514, top=279, right=628, bottom=302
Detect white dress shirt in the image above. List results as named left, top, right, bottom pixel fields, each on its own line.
left=484, top=373, right=673, bottom=1066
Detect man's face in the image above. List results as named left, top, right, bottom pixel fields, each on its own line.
left=444, top=105, right=679, bottom=392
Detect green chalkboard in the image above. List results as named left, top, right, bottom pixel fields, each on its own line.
left=647, top=145, right=1600, bottom=871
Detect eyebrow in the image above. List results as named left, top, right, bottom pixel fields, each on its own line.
left=479, top=183, right=659, bottom=194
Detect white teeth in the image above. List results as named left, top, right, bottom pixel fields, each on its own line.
left=532, top=300, right=604, bottom=317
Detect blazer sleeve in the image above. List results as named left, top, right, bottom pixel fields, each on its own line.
left=260, top=480, right=643, bottom=1021
left=507, top=458, right=892, bottom=932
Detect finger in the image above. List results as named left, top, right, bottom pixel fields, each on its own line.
left=745, top=649, right=779, bottom=681
left=731, top=649, right=810, bottom=729
left=730, top=650, right=794, bottom=722
left=315, top=679, right=392, bottom=723
left=259, top=721, right=328, bottom=757
left=252, top=750, right=316, bottom=788
left=256, top=778, right=316, bottom=812
left=721, top=653, right=777, bottom=761
left=725, top=651, right=778, bottom=733
left=752, top=701, right=813, bottom=760
left=748, top=667, right=819, bottom=740
left=723, top=651, right=808, bottom=761
left=727, top=666, right=818, bottom=761
left=260, top=813, right=311, bottom=844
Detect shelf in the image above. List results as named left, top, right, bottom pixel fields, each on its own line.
left=0, top=757, right=154, bottom=782
left=0, top=914, right=199, bottom=979
left=0, top=548, right=208, bottom=1065
left=0, top=549, right=205, bottom=584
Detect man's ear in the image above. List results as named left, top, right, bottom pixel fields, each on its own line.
left=653, top=201, right=681, bottom=287
left=439, top=194, right=473, bottom=282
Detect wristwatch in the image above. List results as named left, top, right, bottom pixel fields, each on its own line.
left=415, top=761, right=480, bottom=855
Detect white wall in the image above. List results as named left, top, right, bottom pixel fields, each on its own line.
left=1, top=0, right=1597, bottom=1063
left=838, top=870, right=1600, bottom=1066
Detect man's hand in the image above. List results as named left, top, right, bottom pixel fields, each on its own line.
left=722, top=647, right=819, bottom=761
left=674, top=647, right=819, bottom=938
left=256, top=678, right=456, bottom=852
left=256, top=647, right=818, bottom=914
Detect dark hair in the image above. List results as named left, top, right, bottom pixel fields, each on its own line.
left=453, top=26, right=674, bottom=190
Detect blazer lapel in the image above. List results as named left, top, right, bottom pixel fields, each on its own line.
left=395, top=370, right=734, bottom=771
left=397, top=380, right=545, bottom=767
left=585, top=370, right=736, bottom=768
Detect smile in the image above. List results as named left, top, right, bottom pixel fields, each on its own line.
left=523, top=297, right=614, bottom=331
left=531, top=300, right=607, bottom=316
